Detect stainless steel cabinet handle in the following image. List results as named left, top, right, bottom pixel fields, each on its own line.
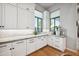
left=29, top=39, right=35, bottom=43
left=0, top=45, right=7, bottom=48
left=16, top=41, right=24, bottom=44
left=29, top=39, right=34, bottom=43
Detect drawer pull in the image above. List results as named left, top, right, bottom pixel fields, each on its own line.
left=29, top=40, right=34, bottom=43
left=16, top=41, right=24, bottom=44
left=10, top=48, right=14, bottom=50
left=29, top=39, right=34, bottom=43
left=10, top=48, right=12, bottom=50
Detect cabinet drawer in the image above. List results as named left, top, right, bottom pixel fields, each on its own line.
left=14, top=40, right=25, bottom=44
left=0, top=43, right=11, bottom=53
left=27, top=38, right=35, bottom=43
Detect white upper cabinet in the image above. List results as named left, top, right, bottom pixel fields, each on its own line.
left=9, top=3, right=17, bottom=6
left=0, top=4, right=4, bottom=29
left=0, top=3, right=35, bottom=29
left=17, top=3, right=35, bottom=13
left=4, top=4, right=17, bottom=29
left=0, top=4, right=2, bottom=28
left=17, top=8, right=28, bottom=29
left=17, top=3, right=35, bottom=29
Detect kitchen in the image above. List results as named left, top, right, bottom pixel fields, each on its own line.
left=0, top=3, right=78, bottom=56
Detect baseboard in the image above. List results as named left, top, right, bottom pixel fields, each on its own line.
left=66, top=48, right=77, bottom=53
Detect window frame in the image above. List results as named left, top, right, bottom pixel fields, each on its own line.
left=35, top=16, right=43, bottom=33
left=50, top=16, right=60, bottom=31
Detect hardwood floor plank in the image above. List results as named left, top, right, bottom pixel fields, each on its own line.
left=28, top=46, right=77, bottom=56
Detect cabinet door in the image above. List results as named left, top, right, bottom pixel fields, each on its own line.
left=18, top=7, right=34, bottom=29
left=36, top=36, right=47, bottom=50
left=4, top=4, right=17, bottom=29
left=18, top=8, right=28, bottom=29
left=0, top=43, right=11, bottom=56
left=58, top=38, right=66, bottom=51
left=26, top=38, right=37, bottom=55
left=26, top=10, right=34, bottom=29
left=53, top=37, right=66, bottom=52
left=0, top=4, right=2, bottom=29
left=12, top=40, right=26, bottom=56
left=40, top=36, right=47, bottom=47
left=35, top=37, right=41, bottom=50
left=48, top=36, right=54, bottom=47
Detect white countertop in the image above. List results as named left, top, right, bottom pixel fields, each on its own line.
left=0, top=33, right=49, bottom=43
left=0, top=32, right=65, bottom=43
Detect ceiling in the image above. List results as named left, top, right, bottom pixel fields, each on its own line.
left=37, top=3, right=55, bottom=10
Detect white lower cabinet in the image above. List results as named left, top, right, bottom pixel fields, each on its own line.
left=0, top=35, right=66, bottom=56
left=26, top=38, right=37, bottom=55
left=47, top=35, right=54, bottom=46
left=26, top=36, right=47, bottom=55
left=54, top=37, right=66, bottom=52
left=0, top=40, right=26, bottom=56
left=48, top=36, right=66, bottom=52
left=37, top=36, right=47, bottom=49
left=11, top=40, right=26, bottom=56
left=0, top=43, right=12, bottom=56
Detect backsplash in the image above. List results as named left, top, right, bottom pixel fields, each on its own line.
left=0, top=29, right=34, bottom=38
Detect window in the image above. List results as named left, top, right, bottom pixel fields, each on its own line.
left=34, top=10, right=43, bottom=33
left=50, top=10, right=60, bottom=33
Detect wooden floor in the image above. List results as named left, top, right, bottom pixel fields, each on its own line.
left=76, top=50, right=79, bottom=56
left=28, top=46, right=77, bottom=56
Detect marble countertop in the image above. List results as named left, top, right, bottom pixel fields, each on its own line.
left=0, top=32, right=65, bottom=44
left=0, top=32, right=49, bottom=43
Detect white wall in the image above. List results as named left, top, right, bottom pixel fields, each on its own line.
left=48, top=3, right=77, bottom=50
left=43, top=11, right=50, bottom=32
